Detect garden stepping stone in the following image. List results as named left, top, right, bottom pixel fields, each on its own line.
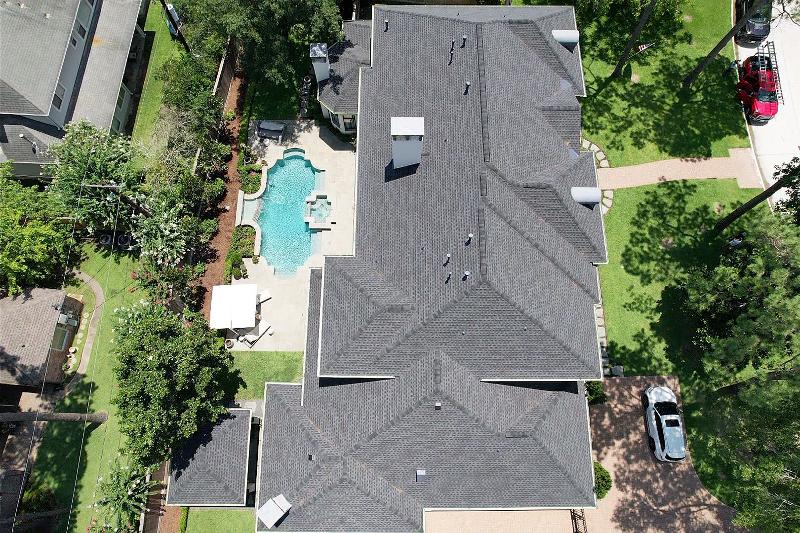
left=599, top=159, right=610, bottom=168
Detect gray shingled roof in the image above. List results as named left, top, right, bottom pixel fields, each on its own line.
left=167, top=409, right=251, bottom=506
left=0, top=289, right=65, bottom=387
left=318, top=20, right=371, bottom=115
left=258, top=271, right=595, bottom=531
left=316, top=6, right=605, bottom=381
left=0, top=0, right=81, bottom=115
left=71, top=0, right=141, bottom=129
left=258, top=7, right=605, bottom=530
left=0, top=117, right=61, bottom=165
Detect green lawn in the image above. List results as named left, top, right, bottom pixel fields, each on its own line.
left=131, top=1, right=180, bottom=145
left=232, top=351, right=303, bottom=400
left=29, top=246, right=139, bottom=531
left=581, top=0, right=750, bottom=166
left=186, top=508, right=255, bottom=533
left=598, top=178, right=764, bottom=503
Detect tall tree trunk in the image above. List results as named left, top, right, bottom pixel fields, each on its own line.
left=611, top=0, right=659, bottom=78
left=682, top=0, right=768, bottom=88
left=714, top=367, right=800, bottom=397
left=0, top=412, right=107, bottom=423
left=712, top=167, right=800, bottom=235
left=158, top=0, right=192, bottom=56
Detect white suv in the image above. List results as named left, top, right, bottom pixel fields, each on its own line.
left=644, top=385, right=687, bottom=462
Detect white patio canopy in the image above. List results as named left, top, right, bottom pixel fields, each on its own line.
left=209, top=284, right=258, bottom=330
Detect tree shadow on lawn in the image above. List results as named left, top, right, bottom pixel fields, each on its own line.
left=25, top=378, right=102, bottom=531
left=583, top=50, right=745, bottom=160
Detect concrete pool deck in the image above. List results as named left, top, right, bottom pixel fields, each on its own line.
left=229, top=120, right=356, bottom=352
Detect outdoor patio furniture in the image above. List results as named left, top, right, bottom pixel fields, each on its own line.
left=256, top=120, right=286, bottom=143
left=258, top=290, right=272, bottom=304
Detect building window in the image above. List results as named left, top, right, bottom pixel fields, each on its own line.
left=70, top=36, right=77, bottom=47
left=77, top=23, right=87, bottom=38
left=52, top=84, right=66, bottom=110
left=85, top=0, right=95, bottom=5
left=116, top=88, right=125, bottom=109
left=343, top=115, right=356, bottom=131
left=112, top=117, right=121, bottom=133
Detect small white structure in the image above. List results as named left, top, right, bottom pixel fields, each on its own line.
left=391, top=117, right=424, bottom=168
left=209, top=284, right=258, bottom=330
left=257, top=494, right=292, bottom=529
left=551, top=29, right=580, bottom=52
left=310, top=43, right=330, bottom=83
left=570, top=186, right=601, bottom=206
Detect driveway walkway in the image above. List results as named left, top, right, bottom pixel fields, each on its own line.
left=597, top=148, right=761, bottom=190
left=734, top=9, right=800, bottom=203
left=586, top=376, right=741, bottom=532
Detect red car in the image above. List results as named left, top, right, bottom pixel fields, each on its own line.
left=736, top=54, right=779, bottom=124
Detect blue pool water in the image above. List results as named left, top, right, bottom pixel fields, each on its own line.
left=258, top=153, right=317, bottom=273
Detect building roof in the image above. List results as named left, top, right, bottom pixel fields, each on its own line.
left=318, top=20, right=371, bottom=115
left=167, top=408, right=252, bottom=506
left=316, top=5, right=605, bottom=381
left=71, top=0, right=142, bottom=129
left=258, top=6, right=605, bottom=530
left=0, top=116, right=60, bottom=165
left=0, top=289, right=66, bottom=387
left=0, top=0, right=81, bottom=116
left=258, top=271, right=595, bottom=531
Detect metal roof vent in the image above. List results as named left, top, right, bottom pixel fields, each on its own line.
left=552, top=30, right=580, bottom=52
left=571, top=187, right=602, bottom=206
left=384, top=19, right=389, bottom=32
left=461, top=34, right=467, bottom=48
left=434, top=402, right=442, bottom=410
left=391, top=117, right=424, bottom=168
left=416, top=469, right=427, bottom=482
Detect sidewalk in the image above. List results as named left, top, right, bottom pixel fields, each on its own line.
left=597, top=148, right=761, bottom=190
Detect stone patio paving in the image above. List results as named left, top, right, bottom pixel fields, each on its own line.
left=229, top=120, right=356, bottom=352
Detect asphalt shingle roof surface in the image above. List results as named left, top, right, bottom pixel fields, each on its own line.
left=259, top=271, right=595, bottom=531
left=0, top=0, right=81, bottom=115
left=167, top=409, right=251, bottom=506
left=0, top=289, right=65, bottom=387
left=258, top=7, right=605, bottom=530
left=318, top=20, right=371, bottom=114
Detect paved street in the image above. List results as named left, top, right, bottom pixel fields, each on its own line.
left=735, top=5, right=800, bottom=202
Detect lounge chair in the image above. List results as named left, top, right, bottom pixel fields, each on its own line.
left=258, top=290, right=272, bottom=304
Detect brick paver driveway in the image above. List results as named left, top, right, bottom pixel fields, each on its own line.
left=586, top=376, right=741, bottom=532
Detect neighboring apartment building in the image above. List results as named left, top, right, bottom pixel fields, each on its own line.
left=0, top=0, right=143, bottom=178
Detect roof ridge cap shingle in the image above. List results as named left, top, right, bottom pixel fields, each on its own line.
left=527, top=393, right=596, bottom=502
left=485, top=284, right=596, bottom=375
left=481, top=187, right=597, bottom=298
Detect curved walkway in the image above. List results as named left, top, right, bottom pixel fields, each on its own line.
left=55, top=271, right=105, bottom=401
left=586, top=376, right=741, bottom=532
left=597, top=148, right=762, bottom=190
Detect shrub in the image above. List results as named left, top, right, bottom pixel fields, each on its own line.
left=240, top=167, right=262, bottom=195
left=19, top=481, right=58, bottom=513
left=594, top=461, right=613, bottom=499
left=586, top=381, right=607, bottom=405
left=179, top=507, right=189, bottom=533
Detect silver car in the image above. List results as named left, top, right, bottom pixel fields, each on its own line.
left=644, top=385, right=687, bottom=462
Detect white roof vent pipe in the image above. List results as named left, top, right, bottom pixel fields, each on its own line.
left=391, top=117, right=424, bottom=168
left=309, top=43, right=330, bottom=83
left=551, top=30, right=580, bottom=52
left=571, top=186, right=602, bottom=206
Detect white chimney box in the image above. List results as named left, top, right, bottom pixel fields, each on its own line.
left=310, top=43, right=330, bottom=83
left=391, top=117, right=424, bottom=168
left=551, top=30, right=580, bottom=52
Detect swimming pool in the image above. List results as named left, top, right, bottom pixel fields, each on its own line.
left=258, top=149, right=319, bottom=273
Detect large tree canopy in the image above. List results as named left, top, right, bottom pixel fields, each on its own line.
left=112, top=303, right=236, bottom=467
left=0, top=164, right=73, bottom=296
left=48, top=121, right=142, bottom=234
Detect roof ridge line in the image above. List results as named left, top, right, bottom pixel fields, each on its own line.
left=271, top=389, right=342, bottom=454
left=288, top=459, right=346, bottom=511
left=481, top=193, right=597, bottom=299
left=527, top=394, right=597, bottom=503
left=345, top=456, right=424, bottom=528
left=507, top=20, right=574, bottom=86
left=486, top=283, right=596, bottom=375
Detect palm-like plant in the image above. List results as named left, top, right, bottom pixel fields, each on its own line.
left=94, top=460, right=157, bottom=532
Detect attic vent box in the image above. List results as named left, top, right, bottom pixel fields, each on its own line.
left=391, top=117, right=424, bottom=168
left=415, top=469, right=427, bottom=482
